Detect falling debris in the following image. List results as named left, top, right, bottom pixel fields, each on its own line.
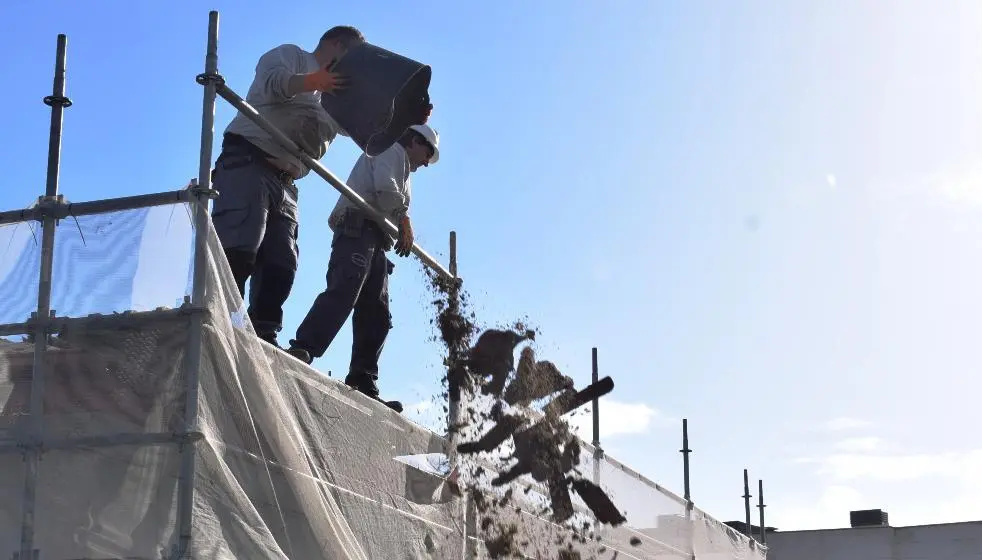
left=423, top=263, right=624, bottom=557
left=456, top=413, right=527, bottom=454
left=424, top=266, right=477, bottom=429
left=468, top=327, right=536, bottom=397
left=503, top=347, right=575, bottom=407
left=485, top=526, right=520, bottom=559
left=570, top=478, right=627, bottom=526
left=557, top=547, right=582, bottom=560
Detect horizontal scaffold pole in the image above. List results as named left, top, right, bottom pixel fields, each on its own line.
left=0, top=305, right=206, bottom=337
left=0, top=188, right=195, bottom=226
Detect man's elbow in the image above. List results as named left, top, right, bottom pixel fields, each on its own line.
left=285, top=73, right=308, bottom=97
left=262, top=70, right=297, bottom=100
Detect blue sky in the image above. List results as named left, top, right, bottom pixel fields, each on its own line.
left=2, top=0, right=982, bottom=533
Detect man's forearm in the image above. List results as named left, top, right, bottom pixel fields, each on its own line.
left=375, top=191, right=409, bottom=223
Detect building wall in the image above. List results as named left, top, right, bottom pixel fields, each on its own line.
left=764, top=521, right=982, bottom=560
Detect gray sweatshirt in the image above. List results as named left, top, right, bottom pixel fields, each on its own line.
left=328, top=142, right=412, bottom=247
left=224, top=44, right=346, bottom=179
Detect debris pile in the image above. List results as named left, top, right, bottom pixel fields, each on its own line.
left=423, top=265, right=628, bottom=558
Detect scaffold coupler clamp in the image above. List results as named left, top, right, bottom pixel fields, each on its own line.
left=186, top=178, right=219, bottom=200
left=592, top=442, right=605, bottom=460
left=36, top=194, right=69, bottom=224
left=43, top=92, right=72, bottom=109
left=195, top=70, right=226, bottom=88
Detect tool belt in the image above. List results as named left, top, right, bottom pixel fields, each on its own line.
left=221, top=133, right=295, bottom=184
left=337, top=208, right=384, bottom=237
left=336, top=208, right=394, bottom=250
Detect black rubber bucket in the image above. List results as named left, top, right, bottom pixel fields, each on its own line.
left=321, top=41, right=432, bottom=156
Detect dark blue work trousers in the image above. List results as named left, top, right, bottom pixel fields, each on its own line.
left=291, top=220, right=394, bottom=389
left=210, top=134, right=299, bottom=339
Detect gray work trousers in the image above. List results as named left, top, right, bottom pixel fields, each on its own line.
left=210, top=134, right=300, bottom=337
left=290, top=219, right=394, bottom=390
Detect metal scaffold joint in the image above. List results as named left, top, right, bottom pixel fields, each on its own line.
left=17, top=437, right=44, bottom=458
left=195, top=71, right=226, bottom=87
left=185, top=178, right=219, bottom=201
left=23, top=310, right=56, bottom=341
left=173, top=430, right=206, bottom=453
left=34, top=194, right=70, bottom=220
left=42, top=94, right=71, bottom=108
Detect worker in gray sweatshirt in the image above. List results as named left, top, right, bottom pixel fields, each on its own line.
left=209, top=26, right=361, bottom=347
left=286, top=124, right=440, bottom=413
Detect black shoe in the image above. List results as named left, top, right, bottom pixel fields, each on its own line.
left=286, top=346, right=313, bottom=365
left=381, top=399, right=404, bottom=413
left=344, top=373, right=404, bottom=413
left=256, top=330, right=280, bottom=348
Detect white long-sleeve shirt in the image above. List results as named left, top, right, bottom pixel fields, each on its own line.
left=329, top=143, right=411, bottom=245
left=224, top=44, right=346, bottom=179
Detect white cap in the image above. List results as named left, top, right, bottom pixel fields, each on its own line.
left=409, top=124, right=440, bottom=165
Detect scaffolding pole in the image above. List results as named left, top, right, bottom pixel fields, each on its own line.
left=447, top=230, right=460, bottom=467
left=18, top=32, right=71, bottom=560
left=742, top=468, right=753, bottom=536
left=681, top=419, right=692, bottom=503
left=681, top=418, right=694, bottom=559
left=171, top=10, right=219, bottom=559
left=0, top=187, right=194, bottom=226
left=0, top=430, right=205, bottom=455
left=591, top=348, right=603, bottom=485
left=757, top=479, right=767, bottom=545
left=0, top=305, right=207, bottom=338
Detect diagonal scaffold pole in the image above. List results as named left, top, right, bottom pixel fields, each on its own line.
left=18, top=32, right=72, bottom=560
left=206, top=65, right=454, bottom=282
left=171, top=10, right=220, bottom=559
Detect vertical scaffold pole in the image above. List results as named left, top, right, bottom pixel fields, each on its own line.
left=173, top=10, right=219, bottom=559
left=447, top=230, right=459, bottom=464
left=446, top=231, right=474, bottom=559
left=757, top=479, right=767, bottom=545
left=681, top=419, right=692, bottom=503
left=19, top=32, right=71, bottom=560
left=446, top=231, right=462, bottom=551
left=742, top=469, right=753, bottom=536
left=591, top=348, right=600, bottom=447
left=681, top=419, right=694, bottom=559
left=591, top=348, right=602, bottom=484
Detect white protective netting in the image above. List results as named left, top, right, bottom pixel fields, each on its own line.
left=0, top=202, right=766, bottom=559
left=451, top=392, right=768, bottom=560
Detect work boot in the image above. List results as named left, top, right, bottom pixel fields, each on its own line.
left=286, top=346, right=313, bottom=365
left=344, top=372, right=403, bottom=413
left=256, top=330, right=280, bottom=348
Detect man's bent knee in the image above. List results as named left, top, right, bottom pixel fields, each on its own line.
left=326, top=245, right=373, bottom=295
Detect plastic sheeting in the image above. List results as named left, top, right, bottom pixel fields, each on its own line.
left=0, top=203, right=766, bottom=559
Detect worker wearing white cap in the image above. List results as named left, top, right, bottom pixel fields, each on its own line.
left=286, top=124, right=440, bottom=412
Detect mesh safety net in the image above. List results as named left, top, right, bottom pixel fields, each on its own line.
left=0, top=202, right=766, bottom=559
